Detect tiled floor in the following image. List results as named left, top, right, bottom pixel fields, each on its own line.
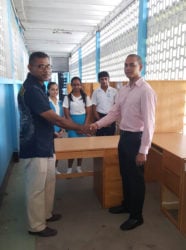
left=1, top=158, right=186, bottom=250
left=0, top=162, right=35, bottom=250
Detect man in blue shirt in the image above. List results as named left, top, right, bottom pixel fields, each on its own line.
left=18, top=51, right=87, bottom=237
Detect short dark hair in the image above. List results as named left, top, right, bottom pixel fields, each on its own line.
left=29, top=51, right=49, bottom=65
left=126, top=54, right=143, bottom=65
left=98, top=71, right=110, bottom=80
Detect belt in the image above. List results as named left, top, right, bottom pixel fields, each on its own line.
left=120, top=130, right=142, bottom=135
left=98, top=112, right=107, bottom=118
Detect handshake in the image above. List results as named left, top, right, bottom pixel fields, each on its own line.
left=77, top=123, right=99, bottom=136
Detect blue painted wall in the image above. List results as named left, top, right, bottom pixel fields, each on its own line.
left=0, top=79, right=22, bottom=186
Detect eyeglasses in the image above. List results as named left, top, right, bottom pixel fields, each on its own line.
left=32, top=64, right=52, bottom=70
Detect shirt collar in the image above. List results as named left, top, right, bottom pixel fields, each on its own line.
left=99, top=86, right=111, bottom=91
left=26, top=73, right=46, bottom=92
left=126, top=77, right=143, bottom=88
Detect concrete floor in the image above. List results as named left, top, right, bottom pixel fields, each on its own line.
left=0, top=158, right=186, bottom=250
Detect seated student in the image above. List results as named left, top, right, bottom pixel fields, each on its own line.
left=63, top=76, right=92, bottom=174
left=47, top=81, right=64, bottom=174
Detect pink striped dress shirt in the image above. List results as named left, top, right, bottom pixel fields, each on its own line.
left=96, top=78, right=157, bottom=155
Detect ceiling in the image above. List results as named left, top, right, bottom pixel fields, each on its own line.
left=12, top=0, right=126, bottom=58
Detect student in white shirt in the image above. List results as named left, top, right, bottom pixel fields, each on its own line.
left=47, top=81, right=65, bottom=174
left=92, top=71, right=117, bottom=136
left=63, top=77, right=92, bottom=174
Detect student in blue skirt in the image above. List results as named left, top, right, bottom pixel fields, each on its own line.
left=63, top=77, right=92, bottom=174
left=47, top=81, right=64, bottom=174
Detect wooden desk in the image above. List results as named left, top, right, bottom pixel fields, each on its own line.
left=55, top=133, right=186, bottom=237
left=55, top=136, right=122, bottom=208
left=151, top=133, right=186, bottom=237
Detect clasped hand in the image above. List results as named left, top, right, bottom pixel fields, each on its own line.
left=77, top=123, right=98, bottom=136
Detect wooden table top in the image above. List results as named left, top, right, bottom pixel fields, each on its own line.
left=54, top=135, right=119, bottom=153
left=55, top=133, right=186, bottom=160
left=152, top=133, right=186, bottom=159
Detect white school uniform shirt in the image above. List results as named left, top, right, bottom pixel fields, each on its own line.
left=49, top=97, right=60, bottom=115
left=63, top=94, right=92, bottom=115
left=91, top=86, right=118, bottom=114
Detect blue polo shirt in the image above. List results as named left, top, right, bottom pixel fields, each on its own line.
left=18, top=73, right=54, bottom=158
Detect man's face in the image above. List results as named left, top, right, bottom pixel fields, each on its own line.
left=99, top=76, right=109, bottom=89
left=28, top=57, right=52, bottom=83
left=124, top=56, right=142, bottom=79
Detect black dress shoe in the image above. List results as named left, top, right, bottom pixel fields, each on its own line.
left=120, top=217, right=144, bottom=230
left=109, top=205, right=129, bottom=214
left=46, top=213, right=62, bottom=222
left=28, top=226, right=57, bottom=237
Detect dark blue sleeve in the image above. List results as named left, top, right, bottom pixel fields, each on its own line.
left=25, top=86, right=51, bottom=115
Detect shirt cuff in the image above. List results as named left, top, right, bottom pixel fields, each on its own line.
left=139, top=145, right=149, bottom=155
